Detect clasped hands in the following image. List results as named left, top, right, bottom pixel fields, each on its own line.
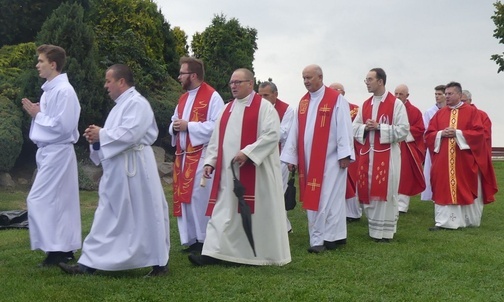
left=364, top=119, right=379, bottom=131
left=83, top=125, right=102, bottom=144
left=21, top=98, right=40, bottom=118
left=441, top=127, right=456, bottom=138
left=172, top=119, right=188, bottom=132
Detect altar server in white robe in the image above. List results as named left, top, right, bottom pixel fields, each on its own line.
left=59, top=64, right=170, bottom=277
left=353, top=68, right=409, bottom=242
left=169, top=57, right=224, bottom=253
left=188, top=68, right=291, bottom=266
left=421, top=85, right=446, bottom=201
left=281, top=65, right=354, bottom=254
left=21, top=44, right=81, bottom=266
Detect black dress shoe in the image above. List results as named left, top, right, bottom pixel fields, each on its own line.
left=38, top=252, right=70, bottom=267
left=346, top=217, right=361, bottom=223
left=429, top=226, right=444, bottom=231
left=145, top=265, right=168, bottom=277
left=324, top=239, right=347, bottom=250
left=182, top=242, right=204, bottom=253
left=188, top=254, right=220, bottom=266
left=59, top=263, right=96, bottom=275
left=372, top=238, right=391, bottom=243
left=307, top=245, right=326, bottom=253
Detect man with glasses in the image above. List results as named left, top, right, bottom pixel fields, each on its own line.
left=188, top=68, right=291, bottom=266
left=281, top=65, right=354, bottom=253
left=169, top=57, right=224, bottom=254
left=421, top=85, right=446, bottom=201
left=426, top=82, right=497, bottom=231
left=353, top=68, right=409, bottom=242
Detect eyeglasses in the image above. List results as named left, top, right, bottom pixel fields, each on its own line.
left=364, top=78, right=376, bottom=84
left=228, top=80, right=250, bottom=86
left=179, top=72, right=194, bottom=76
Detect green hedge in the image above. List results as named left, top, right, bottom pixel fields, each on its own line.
left=0, top=95, right=23, bottom=172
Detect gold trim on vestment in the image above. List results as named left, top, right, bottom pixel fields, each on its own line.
left=448, top=109, right=458, bottom=204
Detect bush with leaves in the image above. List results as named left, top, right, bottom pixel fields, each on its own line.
left=0, top=96, right=23, bottom=172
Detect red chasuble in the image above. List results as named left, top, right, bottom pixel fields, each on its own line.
left=173, top=82, right=214, bottom=217
left=398, top=100, right=426, bottom=196
left=298, top=87, right=339, bottom=211
left=274, top=98, right=289, bottom=122
left=345, top=103, right=359, bottom=199
left=425, top=103, right=497, bottom=205
left=206, top=93, right=262, bottom=216
left=357, top=92, right=396, bottom=204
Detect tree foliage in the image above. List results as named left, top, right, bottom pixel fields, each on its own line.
left=0, top=95, right=23, bottom=172
left=0, top=0, right=90, bottom=48
left=0, top=43, right=37, bottom=100
left=491, top=1, right=504, bottom=73
left=88, top=0, right=180, bottom=86
left=33, top=2, right=104, bottom=139
left=173, top=26, right=189, bottom=59
left=191, top=14, right=258, bottom=100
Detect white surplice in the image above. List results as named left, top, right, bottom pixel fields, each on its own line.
left=169, top=86, right=224, bottom=246
left=79, top=87, right=170, bottom=270
left=202, top=92, right=291, bottom=266
left=420, top=104, right=439, bottom=201
left=27, top=73, right=82, bottom=253
left=278, top=103, right=295, bottom=231
left=353, top=91, right=409, bottom=240
left=281, top=86, right=355, bottom=247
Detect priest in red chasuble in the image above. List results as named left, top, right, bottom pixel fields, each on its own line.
left=353, top=68, right=409, bottom=242
left=425, top=82, right=497, bottom=231
left=394, top=84, right=426, bottom=213
left=189, top=68, right=291, bottom=266
left=169, top=57, right=224, bottom=253
left=281, top=65, right=354, bottom=253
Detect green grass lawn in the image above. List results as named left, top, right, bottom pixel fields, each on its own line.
left=0, top=162, right=502, bottom=301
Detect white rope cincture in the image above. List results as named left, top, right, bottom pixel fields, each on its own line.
left=123, top=144, right=145, bottom=177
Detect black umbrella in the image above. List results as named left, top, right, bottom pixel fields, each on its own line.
left=230, top=159, right=256, bottom=257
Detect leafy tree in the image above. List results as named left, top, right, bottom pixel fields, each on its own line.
left=0, top=43, right=37, bottom=100
left=191, top=14, right=258, bottom=100
left=88, top=0, right=179, bottom=86
left=34, top=1, right=104, bottom=140
left=491, top=1, right=504, bottom=72
left=0, top=95, right=23, bottom=172
left=173, top=26, right=189, bottom=58
left=0, top=0, right=90, bottom=47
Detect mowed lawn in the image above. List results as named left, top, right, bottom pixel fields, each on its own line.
left=0, top=162, right=502, bottom=301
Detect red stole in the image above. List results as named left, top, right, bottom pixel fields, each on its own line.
left=172, top=82, right=214, bottom=217
left=206, top=93, right=262, bottom=216
left=298, top=87, right=339, bottom=211
left=345, top=103, right=359, bottom=199
left=357, top=92, right=395, bottom=204
left=274, top=99, right=289, bottom=121
left=274, top=98, right=289, bottom=150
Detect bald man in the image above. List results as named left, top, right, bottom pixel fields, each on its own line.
left=282, top=65, right=354, bottom=253
left=329, top=82, right=362, bottom=222
left=394, top=84, right=426, bottom=213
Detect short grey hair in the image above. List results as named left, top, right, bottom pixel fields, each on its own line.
left=258, top=81, right=278, bottom=93
left=462, top=89, right=472, bottom=100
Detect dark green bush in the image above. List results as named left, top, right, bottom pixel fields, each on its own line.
left=0, top=95, right=23, bottom=172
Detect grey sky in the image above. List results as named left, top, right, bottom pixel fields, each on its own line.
left=158, top=0, right=504, bottom=146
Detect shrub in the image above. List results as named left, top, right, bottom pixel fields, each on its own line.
left=0, top=95, right=23, bottom=172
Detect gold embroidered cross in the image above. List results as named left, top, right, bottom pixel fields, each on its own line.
left=319, top=104, right=331, bottom=127
left=307, top=178, right=321, bottom=191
